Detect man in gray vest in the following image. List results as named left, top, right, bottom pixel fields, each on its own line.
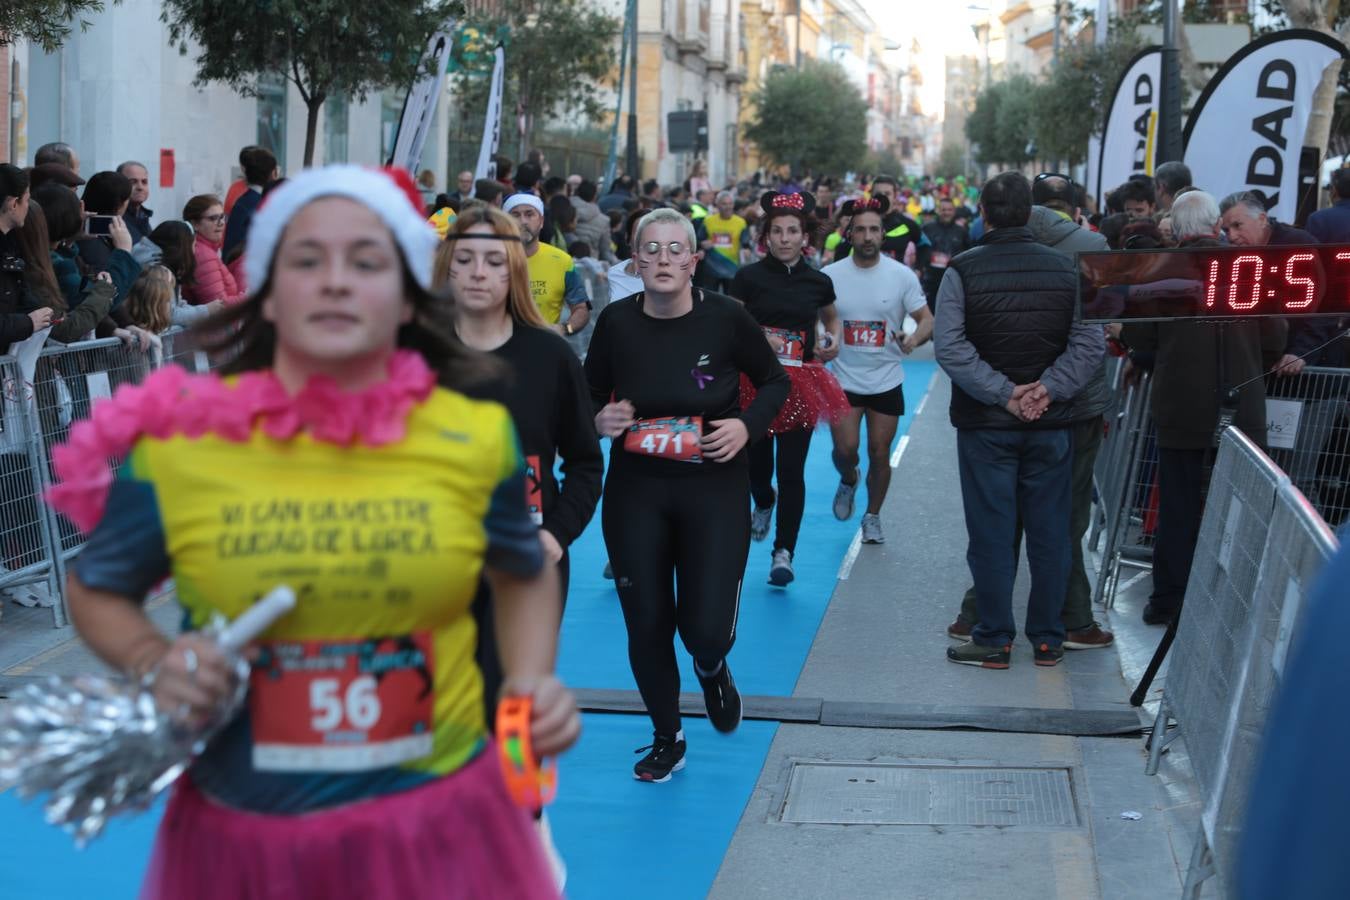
left=946, top=175, right=1116, bottom=650
left=934, top=172, right=1105, bottom=669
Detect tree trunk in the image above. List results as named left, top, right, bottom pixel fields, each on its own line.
left=1306, top=59, right=1345, bottom=163
left=303, top=97, right=322, bottom=168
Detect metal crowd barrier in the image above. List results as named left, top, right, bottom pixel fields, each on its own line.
left=1091, top=369, right=1156, bottom=609
left=0, top=328, right=216, bottom=629
left=1143, top=428, right=1338, bottom=898
left=1264, top=365, right=1350, bottom=529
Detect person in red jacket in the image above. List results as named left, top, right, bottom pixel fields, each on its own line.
left=181, top=194, right=245, bottom=305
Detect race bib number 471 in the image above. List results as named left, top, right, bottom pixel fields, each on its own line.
left=623, top=416, right=703, bottom=463
left=843, top=320, right=887, bottom=350
left=250, top=634, right=435, bottom=772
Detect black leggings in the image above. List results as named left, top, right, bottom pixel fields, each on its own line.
left=603, top=462, right=750, bottom=735
left=749, top=428, right=812, bottom=554
left=473, top=554, right=570, bottom=726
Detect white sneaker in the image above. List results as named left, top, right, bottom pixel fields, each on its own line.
left=536, top=810, right=567, bottom=892
left=5, top=584, right=53, bottom=608
left=861, top=514, right=885, bottom=544
left=769, top=548, right=795, bottom=586
left=832, top=470, right=859, bottom=521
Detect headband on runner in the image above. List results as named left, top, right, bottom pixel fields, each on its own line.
left=443, top=232, right=523, bottom=242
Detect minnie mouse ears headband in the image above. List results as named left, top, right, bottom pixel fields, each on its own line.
left=840, top=195, right=890, bottom=217
left=759, top=190, right=816, bottom=218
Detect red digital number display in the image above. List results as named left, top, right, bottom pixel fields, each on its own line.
left=1078, top=244, right=1350, bottom=322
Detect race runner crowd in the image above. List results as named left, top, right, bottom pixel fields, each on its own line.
left=1, top=138, right=1348, bottom=897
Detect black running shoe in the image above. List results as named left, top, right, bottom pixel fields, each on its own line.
left=633, top=733, right=686, bottom=783
left=1033, top=642, right=1065, bottom=667
left=697, top=660, right=743, bottom=733
left=946, top=641, right=1012, bottom=669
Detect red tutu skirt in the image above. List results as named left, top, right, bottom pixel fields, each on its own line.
left=740, top=362, right=851, bottom=435
left=140, top=744, right=557, bottom=900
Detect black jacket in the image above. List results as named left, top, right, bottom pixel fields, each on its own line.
left=123, top=205, right=154, bottom=244
left=0, top=231, right=36, bottom=351
left=729, top=256, right=836, bottom=361
left=947, top=226, right=1082, bottom=430
left=921, top=219, right=971, bottom=299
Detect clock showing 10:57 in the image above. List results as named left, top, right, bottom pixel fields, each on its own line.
left=1077, top=244, right=1350, bottom=323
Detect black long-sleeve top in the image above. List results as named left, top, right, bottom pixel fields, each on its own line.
left=493, top=324, right=603, bottom=549
left=584, top=290, right=790, bottom=474
left=729, top=256, right=836, bottom=361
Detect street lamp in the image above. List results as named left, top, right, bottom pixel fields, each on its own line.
left=967, top=4, right=991, bottom=89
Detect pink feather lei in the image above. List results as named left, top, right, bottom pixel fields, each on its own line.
left=46, top=351, right=438, bottom=533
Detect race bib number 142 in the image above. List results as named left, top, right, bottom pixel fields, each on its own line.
left=843, top=319, right=887, bottom=350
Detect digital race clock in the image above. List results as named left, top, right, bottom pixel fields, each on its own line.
left=1077, top=243, right=1350, bottom=323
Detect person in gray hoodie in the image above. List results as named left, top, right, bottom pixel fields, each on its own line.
left=569, top=179, right=616, bottom=263
left=947, top=176, right=1115, bottom=650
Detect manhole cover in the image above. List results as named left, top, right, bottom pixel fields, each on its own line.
left=779, top=763, right=1078, bottom=826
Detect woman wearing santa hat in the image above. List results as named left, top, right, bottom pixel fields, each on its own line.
left=48, top=164, right=578, bottom=899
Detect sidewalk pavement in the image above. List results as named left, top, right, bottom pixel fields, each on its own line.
left=709, top=374, right=1214, bottom=900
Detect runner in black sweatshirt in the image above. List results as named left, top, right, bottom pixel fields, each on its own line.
left=435, top=207, right=603, bottom=724
left=585, top=207, right=789, bottom=783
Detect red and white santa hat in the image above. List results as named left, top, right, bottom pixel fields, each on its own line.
left=243, top=164, right=439, bottom=296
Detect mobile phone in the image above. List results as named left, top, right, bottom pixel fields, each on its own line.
left=86, top=215, right=115, bottom=237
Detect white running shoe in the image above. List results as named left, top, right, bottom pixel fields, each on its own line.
left=5, top=584, right=53, bottom=608
left=832, top=470, right=859, bottom=521
left=861, top=514, right=885, bottom=544
left=769, top=548, right=795, bottom=586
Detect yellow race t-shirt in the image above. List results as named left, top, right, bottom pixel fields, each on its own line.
left=703, top=213, right=747, bottom=266
left=69, top=378, right=542, bottom=814
left=526, top=242, right=587, bottom=325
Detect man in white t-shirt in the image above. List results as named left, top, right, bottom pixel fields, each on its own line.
left=822, top=198, right=935, bottom=544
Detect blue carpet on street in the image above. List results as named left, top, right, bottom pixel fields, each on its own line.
left=0, top=364, right=937, bottom=900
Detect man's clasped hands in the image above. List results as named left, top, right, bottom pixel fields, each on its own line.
left=1005, top=382, right=1051, bottom=423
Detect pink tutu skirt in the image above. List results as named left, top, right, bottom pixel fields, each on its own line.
left=740, top=363, right=851, bottom=435
left=141, top=744, right=557, bottom=900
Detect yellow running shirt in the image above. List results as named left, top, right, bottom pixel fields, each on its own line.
left=527, top=242, right=588, bottom=325
left=62, top=363, right=543, bottom=814
left=703, top=213, right=747, bottom=266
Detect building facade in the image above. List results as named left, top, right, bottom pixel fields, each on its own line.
left=633, top=0, right=745, bottom=189
left=8, top=0, right=454, bottom=217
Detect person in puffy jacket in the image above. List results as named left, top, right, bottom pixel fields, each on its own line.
left=570, top=179, right=616, bottom=263
left=181, top=194, right=244, bottom=305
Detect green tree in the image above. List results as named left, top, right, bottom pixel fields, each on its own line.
left=1029, top=29, right=1145, bottom=168
left=744, top=61, right=868, bottom=176
left=936, top=143, right=968, bottom=180
left=2, top=0, right=112, bottom=52
left=162, top=0, right=462, bottom=166
left=452, top=0, right=620, bottom=155
left=967, top=75, right=1036, bottom=168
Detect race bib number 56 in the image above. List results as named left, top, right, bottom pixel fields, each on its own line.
left=843, top=320, right=887, bottom=350
left=250, top=634, right=435, bottom=772
left=624, top=416, right=703, bottom=463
